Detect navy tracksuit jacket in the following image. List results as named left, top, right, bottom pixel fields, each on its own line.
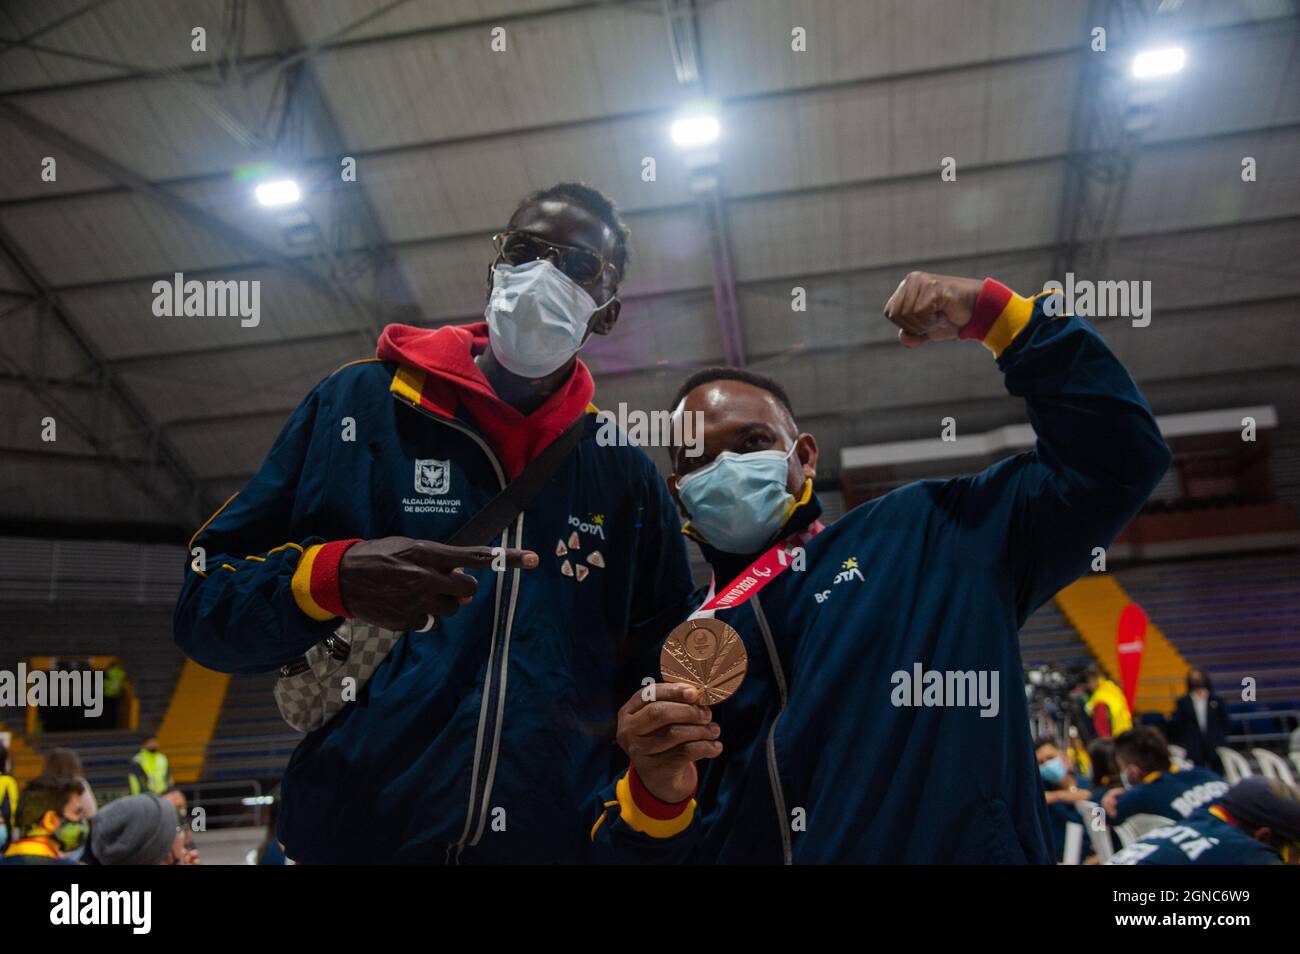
left=1108, top=810, right=1283, bottom=865
left=1112, top=767, right=1229, bottom=824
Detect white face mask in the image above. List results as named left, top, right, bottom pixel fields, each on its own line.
left=484, top=260, right=615, bottom=379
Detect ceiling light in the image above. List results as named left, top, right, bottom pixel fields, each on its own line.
left=255, top=179, right=302, bottom=207
left=1131, top=47, right=1185, bottom=79
left=671, top=112, right=720, bottom=148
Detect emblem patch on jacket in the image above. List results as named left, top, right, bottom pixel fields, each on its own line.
left=414, top=459, right=450, bottom=495
left=403, top=459, right=460, bottom=515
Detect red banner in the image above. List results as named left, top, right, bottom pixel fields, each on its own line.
left=1116, top=603, right=1148, bottom=711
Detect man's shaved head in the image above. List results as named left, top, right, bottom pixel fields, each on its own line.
left=672, top=367, right=795, bottom=422
left=667, top=367, right=817, bottom=517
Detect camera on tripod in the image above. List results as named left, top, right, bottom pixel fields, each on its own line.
left=1026, top=663, right=1092, bottom=745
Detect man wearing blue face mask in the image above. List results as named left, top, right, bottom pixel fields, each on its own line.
left=175, top=183, right=696, bottom=863
left=1036, top=740, right=1095, bottom=861
left=589, top=272, right=1172, bottom=863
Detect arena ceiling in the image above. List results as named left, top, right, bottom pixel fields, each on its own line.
left=0, top=0, right=1297, bottom=537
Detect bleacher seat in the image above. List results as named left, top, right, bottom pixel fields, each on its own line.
left=1020, top=600, right=1093, bottom=669
left=1114, top=555, right=1300, bottom=740
left=0, top=605, right=183, bottom=790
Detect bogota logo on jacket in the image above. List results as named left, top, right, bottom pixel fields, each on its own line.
left=404, top=459, right=460, bottom=515
left=814, top=556, right=865, bottom=603
left=834, top=557, right=864, bottom=585
left=556, top=514, right=606, bottom=582
left=414, top=459, right=450, bottom=495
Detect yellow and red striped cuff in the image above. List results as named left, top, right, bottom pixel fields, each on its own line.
left=290, top=539, right=361, bottom=622
left=958, top=278, right=1036, bottom=358
left=614, top=767, right=696, bottom=839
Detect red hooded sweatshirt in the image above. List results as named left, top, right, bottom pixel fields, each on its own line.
left=293, top=322, right=595, bottom=620
left=375, top=321, right=595, bottom=478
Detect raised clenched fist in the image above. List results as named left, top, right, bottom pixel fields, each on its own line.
left=884, top=271, right=984, bottom=348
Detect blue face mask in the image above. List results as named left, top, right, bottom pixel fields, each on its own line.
left=1039, top=756, right=1067, bottom=785
left=677, top=444, right=800, bottom=555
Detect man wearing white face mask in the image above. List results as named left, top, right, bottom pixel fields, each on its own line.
left=176, top=183, right=697, bottom=863
left=590, top=272, right=1172, bottom=864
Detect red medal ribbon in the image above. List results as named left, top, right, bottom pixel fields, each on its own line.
left=691, top=521, right=825, bottom=620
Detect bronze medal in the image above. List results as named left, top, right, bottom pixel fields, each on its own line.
left=660, top=617, right=747, bottom=704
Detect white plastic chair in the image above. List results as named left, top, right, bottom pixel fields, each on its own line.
left=1060, top=821, right=1084, bottom=865
left=1167, top=744, right=1194, bottom=770
left=1113, top=813, right=1174, bottom=847
left=1075, top=800, right=1113, bottom=863
left=1252, top=748, right=1298, bottom=786
left=1217, top=747, right=1253, bottom=784
left=1290, top=752, right=1300, bottom=780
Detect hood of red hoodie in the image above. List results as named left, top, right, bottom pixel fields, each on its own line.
left=375, top=322, right=595, bottom=480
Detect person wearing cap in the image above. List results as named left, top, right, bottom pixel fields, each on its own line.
left=1107, top=776, right=1300, bottom=865
left=85, top=793, right=185, bottom=866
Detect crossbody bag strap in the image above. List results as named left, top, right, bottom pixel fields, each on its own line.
left=446, top=411, right=588, bottom=547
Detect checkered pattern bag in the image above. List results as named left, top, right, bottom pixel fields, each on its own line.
left=273, top=620, right=402, bottom=733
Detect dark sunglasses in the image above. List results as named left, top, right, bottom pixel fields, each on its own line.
left=492, top=231, right=617, bottom=286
